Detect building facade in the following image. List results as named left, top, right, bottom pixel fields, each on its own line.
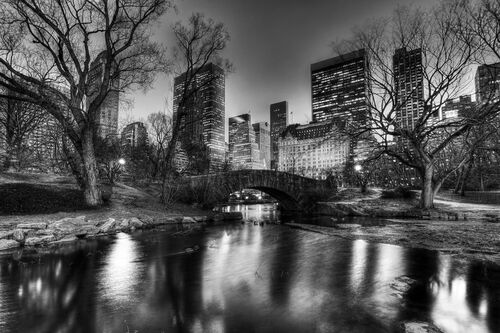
left=252, top=121, right=271, bottom=169
left=475, top=62, right=500, bottom=103
left=121, top=122, right=148, bottom=148
left=88, top=52, right=120, bottom=139
left=270, top=101, right=288, bottom=169
left=278, top=121, right=350, bottom=179
left=442, top=95, right=476, bottom=120
left=173, top=63, right=225, bottom=171
left=228, top=113, right=265, bottom=170
left=393, top=47, right=424, bottom=130
left=311, top=49, right=368, bottom=125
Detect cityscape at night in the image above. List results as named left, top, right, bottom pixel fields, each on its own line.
left=0, top=0, right=500, bottom=332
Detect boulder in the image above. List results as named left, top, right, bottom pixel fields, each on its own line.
left=53, top=216, right=87, bottom=226
left=0, top=231, right=14, bottom=240
left=119, top=218, right=130, bottom=230
left=193, top=216, right=207, bottom=223
left=25, top=235, right=56, bottom=246
left=0, top=239, right=20, bottom=251
left=36, top=229, right=57, bottom=236
left=182, top=216, right=197, bottom=224
left=129, top=217, right=144, bottom=228
left=402, top=322, right=443, bottom=333
left=17, top=222, right=47, bottom=230
left=98, top=218, right=116, bottom=233
left=50, top=221, right=78, bottom=234
left=12, top=229, right=25, bottom=242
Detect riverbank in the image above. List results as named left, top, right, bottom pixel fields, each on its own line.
left=294, top=188, right=500, bottom=265
left=0, top=173, right=217, bottom=252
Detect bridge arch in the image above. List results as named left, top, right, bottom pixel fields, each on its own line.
left=186, top=170, right=336, bottom=211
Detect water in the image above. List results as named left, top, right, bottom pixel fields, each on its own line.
left=0, top=204, right=499, bottom=333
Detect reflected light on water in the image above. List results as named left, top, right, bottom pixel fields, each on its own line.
left=350, top=239, right=368, bottom=293
left=98, top=233, right=140, bottom=305
left=431, top=256, right=489, bottom=333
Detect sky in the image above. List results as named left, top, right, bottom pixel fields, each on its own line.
left=127, top=0, right=438, bottom=128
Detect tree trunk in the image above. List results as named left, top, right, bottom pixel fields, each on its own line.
left=420, top=164, right=434, bottom=209
left=81, top=129, right=103, bottom=207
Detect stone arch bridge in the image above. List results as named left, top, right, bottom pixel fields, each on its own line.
left=186, top=170, right=336, bottom=211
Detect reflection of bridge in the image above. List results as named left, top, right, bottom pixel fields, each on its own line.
left=187, top=170, right=336, bottom=211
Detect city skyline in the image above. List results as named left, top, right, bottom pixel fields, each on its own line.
left=127, top=0, right=439, bottom=127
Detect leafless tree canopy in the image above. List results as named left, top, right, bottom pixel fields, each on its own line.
left=0, top=0, right=172, bottom=206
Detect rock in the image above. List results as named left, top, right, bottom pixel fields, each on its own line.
left=12, top=229, right=25, bottom=242
left=50, top=236, right=78, bottom=244
left=53, top=216, right=87, bottom=226
left=0, top=231, right=14, bottom=239
left=25, top=235, right=55, bottom=246
left=182, top=216, right=197, bottom=224
left=129, top=217, right=144, bottom=228
left=138, top=215, right=153, bottom=225
left=36, top=229, right=57, bottom=236
left=17, top=223, right=47, bottom=230
left=50, top=221, right=78, bottom=234
left=119, top=218, right=131, bottom=229
left=402, top=322, right=444, bottom=333
left=98, top=218, right=116, bottom=233
left=193, top=216, right=206, bottom=223
left=0, top=239, right=20, bottom=250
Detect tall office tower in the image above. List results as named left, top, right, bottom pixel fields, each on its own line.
left=229, top=113, right=264, bottom=170
left=252, top=121, right=271, bottom=169
left=88, top=52, right=120, bottom=139
left=393, top=48, right=424, bottom=130
left=173, top=63, right=225, bottom=171
left=311, top=49, right=368, bottom=124
left=442, top=95, right=476, bottom=120
left=270, top=101, right=288, bottom=169
left=121, top=122, right=148, bottom=148
left=475, top=62, right=500, bottom=102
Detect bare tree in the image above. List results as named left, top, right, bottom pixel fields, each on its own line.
left=0, top=0, right=171, bottom=206
left=339, top=3, right=500, bottom=208
left=0, top=90, right=49, bottom=170
left=161, top=13, right=230, bottom=203
left=147, top=111, right=172, bottom=179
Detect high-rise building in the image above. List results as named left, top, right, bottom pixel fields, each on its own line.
left=270, top=101, right=288, bottom=169
left=442, top=95, right=476, bottom=120
left=252, top=121, right=271, bottom=169
left=278, top=122, right=350, bottom=179
left=88, top=52, right=120, bottom=139
left=229, top=113, right=264, bottom=170
left=475, top=62, right=500, bottom=103
left=311, top=49, right=368, bottom=124
left=393, top=47, right=424, bottom=131
left=173, top=63, right=225, bottom=171
left=121, top=122, right=148, bottom=148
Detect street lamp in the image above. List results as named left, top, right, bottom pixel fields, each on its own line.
left=118, top=158, right=126, bottom=166
left=354, top=164, right=362, bottom=172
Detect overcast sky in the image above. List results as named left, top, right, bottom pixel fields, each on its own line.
left=127, top=0, right=438, bottom=129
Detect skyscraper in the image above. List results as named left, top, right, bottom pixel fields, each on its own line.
left=229, top=113, right=264, bottom=170
left=121, top=122, right=148, bottom=148
left=252, top=121, right=271, bottom=169
left=475, top=62, right=500, bottom=103
left=311, top=49, right=368, bottom=124
left=393, top=47, right=424, bottom=130
left=270, top=101, right=288, bottom=169
left=173, top=63, right=225, bottom=171
left=88, top=52, right=120, bottom=139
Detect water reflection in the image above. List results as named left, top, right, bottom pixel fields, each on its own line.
left=0, top=204, right=499, bottom=333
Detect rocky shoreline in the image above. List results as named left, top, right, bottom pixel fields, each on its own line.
left=0, top=211, right=243, bottom=252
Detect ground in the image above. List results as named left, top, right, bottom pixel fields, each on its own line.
left=0, top=173, right=208, bottom=231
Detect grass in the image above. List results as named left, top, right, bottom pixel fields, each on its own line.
left=0, top=183, right=89, bottom=215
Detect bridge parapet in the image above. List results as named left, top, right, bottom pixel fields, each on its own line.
left=186, top=170, right=336, bottom=211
